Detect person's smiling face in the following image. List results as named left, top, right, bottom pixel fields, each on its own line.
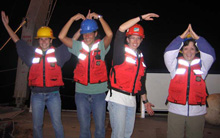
left=126, top=35, right=143, bottom=51
left=83, top=31, right=97, bottom=46
left=38, top=37, right=52, bottom=51
left=182, top=41, right=198, bottom=62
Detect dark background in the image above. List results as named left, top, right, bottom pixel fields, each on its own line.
left=0, top=0, right=219, bottom=109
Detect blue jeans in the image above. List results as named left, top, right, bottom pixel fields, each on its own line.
left=31, top=92, right=64, bottom=138
left=108, top=101, right=136, bottom=138
left=75, top=92, right=106, bottom=138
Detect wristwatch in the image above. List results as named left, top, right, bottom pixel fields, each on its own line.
left=142, top=99, right=149, bottom=104
left=98, top=15, right=102, bottom=19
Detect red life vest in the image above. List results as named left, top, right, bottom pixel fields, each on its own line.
left=28, top=46, right=64, bottom=87
left=109, top=45, right=146, bottom=95
left=168, top=57, right=207, bottom=105
left=74, top=40, right=108, bottom=85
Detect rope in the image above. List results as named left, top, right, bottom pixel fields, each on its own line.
left=0, top=68, right=17, bottom=73
left=45, top=0, right=57, bottom=26
left=0, top=20, right=26, bottom=51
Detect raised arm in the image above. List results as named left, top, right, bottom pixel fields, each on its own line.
left=190, top=24, right=216, bottom=78
left=119, top=13, right=159, bottom=32
left=58, top=13, right=85, bottom=48
left=1, top=11, right=20, bottom=43
left=72, top=29, right=81, bottom=41
left=90, top=12, right=113, bottom=49
left=164, top=36, right=183, bottom=78
left=71, top=10, right=92, bottom=41
left=180, top=24, right=200, bottom=40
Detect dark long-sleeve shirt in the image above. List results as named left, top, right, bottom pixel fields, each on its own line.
left=112, top=30, right=147, bottom=95
left=16, top=40, right=71, bottom=93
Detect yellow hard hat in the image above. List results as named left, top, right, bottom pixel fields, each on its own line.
left=35, top=26, right=56, bottom=39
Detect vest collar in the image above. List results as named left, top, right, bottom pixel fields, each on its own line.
left=176, top=57, right=202, bottom=75
left=125, top=46, right=137, bottom=57
left=125, top=45, right=143, bottom=57
left=35, top=46, right=55, bottom=55
left=178, top=57, right=201, bottom=67
left=81, top=40, right=100, bottom=52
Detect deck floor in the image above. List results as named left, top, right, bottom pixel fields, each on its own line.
left=8, top=110, right=220, bottom=138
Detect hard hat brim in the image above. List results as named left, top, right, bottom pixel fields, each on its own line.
left=35, top=36, right=56, bottom=39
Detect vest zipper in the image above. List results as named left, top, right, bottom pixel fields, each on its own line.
left=187, top=66, right=191, bottom=116
left=43, top=52, right=46, bottom=87
left=88, top=52, right=91, bottom=84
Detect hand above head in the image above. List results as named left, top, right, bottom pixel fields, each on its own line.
left=1, top=11, right=9, bottom=26
left=119, top=13, right=159, bottom=32
left=189, top=24, right=200, bottom=40
left=90, top=12, right=101, bottom=20
left=86, top=9, right=101, bottom=20
left=71, top=13, right=85, bottom=21
left=180, top=24, right=200, bottom=40
left=180, top=24, right=190, bottom=39
left=59, top=13, right=85, bottom=48
left=86, top=9, right=92, bottom=19
left=1, top=11, right=20, bottom=43
left=141, top=13, right=159, bottom=21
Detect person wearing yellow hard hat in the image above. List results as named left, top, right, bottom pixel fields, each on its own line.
left=34, top=26, right=56, bottom=51
left=59, top=10, right=113, bottom=138
left=105, top=13, right=159, bottom=138
left=164, top=24, right=216, bottom=138
left=35, top=26, right=56, bottom=39
left=1, top=11, right=71, bottom=138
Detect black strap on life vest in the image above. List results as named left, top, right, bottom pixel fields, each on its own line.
left=109, top=67, right=116, bottom=97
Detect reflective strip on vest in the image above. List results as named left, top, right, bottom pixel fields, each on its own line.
left=178, top=58, right=201, bottom=67
left=79, top=41, right=100, bottom=61
left=176, top=58, right=202, bottom=75
left=126, top=57, right=136, bottom=64
left=125, top=47, right=136, bottom=57
left=82, top=42, right=90, bottom=52
left=142, top=62, right=146, bottom=67
left=81, top=41, right=100, bottom=52
left=78, top=53, right=87, bottom=60
left=139, top=53, right=143, bottom=57
left=35, top=48, right=43, bottom=55
left=47, top=57, right=57, bottom=63
left=178, top=59, right=189, bottom=67
left=32, top=57, right=41, bottom=64
left=191, top=59, right=200, bottom=66
left=91, top=42, right=99, bottom=51
left=193, top=69, right=203, bottom=75
left=46, top=48, right=55, bottom=54
left=175, top=68, right=186, bottom=75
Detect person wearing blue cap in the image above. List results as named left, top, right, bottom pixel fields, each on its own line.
left=164, top=24, right=216, bottom=138
left=59, top=10, right=113, bottom=138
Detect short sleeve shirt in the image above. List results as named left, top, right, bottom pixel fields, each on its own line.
left=68, top=39, right=110, bottom=94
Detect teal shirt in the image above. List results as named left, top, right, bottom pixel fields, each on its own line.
left=68, top=39, right=110, bottom=94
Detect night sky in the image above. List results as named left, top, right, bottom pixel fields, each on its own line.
left=0, top=0, right=219, bottom=108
